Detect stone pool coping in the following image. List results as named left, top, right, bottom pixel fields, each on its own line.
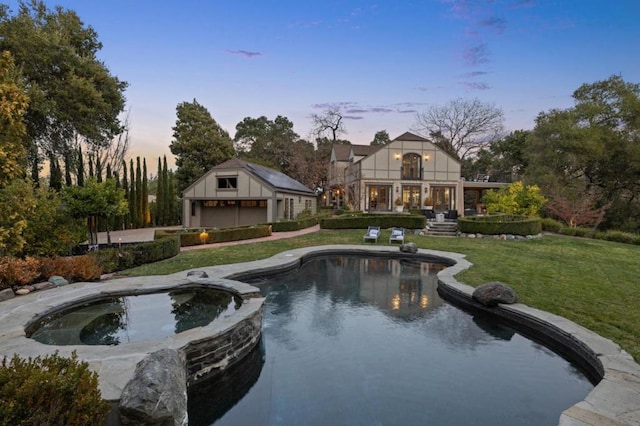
left=0, top=272, right=264, bottom=402
left=1, top=245, right=638, bottom=425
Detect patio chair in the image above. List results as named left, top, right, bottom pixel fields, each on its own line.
left=363, top=226, right=380, bottom=243
left=389, top=227, right=404, bottom=244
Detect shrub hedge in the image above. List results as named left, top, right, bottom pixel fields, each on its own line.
left=0, top=352, right=111, bottom=425
left=458, top=215, right=542, bottom=236
left=320, top=214, right=426, bottom=230
left=156, top=225, right=272, bottom=247
left=93, top=236, right=181, bottom=273
left=270, top=216, right=319, bottom=232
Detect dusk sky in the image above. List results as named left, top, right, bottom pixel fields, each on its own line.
left=8, top=0, right=640, bottom=171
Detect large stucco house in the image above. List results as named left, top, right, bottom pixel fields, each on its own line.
left=327, top=131, right=505, bottom=215
left=182, top=158, right=316, bottom=228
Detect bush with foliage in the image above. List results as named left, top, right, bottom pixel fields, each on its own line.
left=482, top=181, right=546, bottom=216
left=595, top=230, right=640, bottom=245
left=21, top=186, right=87, bottom=257
left=540, top=218, right=564, bottom=233
left=320, top=214, right=426, bottom=230
left=93, top=236, right=181, bottom=273
left=458, top=215, right=542, bottom=236
left=271, top=216, right=319, bottom=232
left=0, top=255, right=102, bottom=289
left=0, top=352, right=111, bottom=425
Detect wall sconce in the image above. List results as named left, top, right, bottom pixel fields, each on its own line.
left=395, top=186, right=399, bottom=193
left=424, top=154, right=429, bottom=161
left=424, top=187, right=429, bottom=194
left=394, top=153, right=400, bottom=160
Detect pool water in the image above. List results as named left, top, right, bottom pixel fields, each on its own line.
left=189, top=256, right=593, bottom=426
left=27, top=288, right=241, bottom=345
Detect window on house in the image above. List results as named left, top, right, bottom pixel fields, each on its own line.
left=401, top=153, right=422, bottom=180
left=217, top=177, right=237, bottom=189
left=191, top=201, right=196, bottom=216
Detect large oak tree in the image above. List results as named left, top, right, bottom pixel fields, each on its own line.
left=527, top=75, right=640, bottom=231
left=0, top=0, right=128, bottom=181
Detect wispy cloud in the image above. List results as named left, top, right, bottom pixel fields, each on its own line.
left=458, top=71, right=489, bottom=78
left=460, top=81, right=491, bottom=90
left=313, top=101, right=422, bottom=117
left=224, top=50, right=262, bottom=58
left=463, top=43, right=490, bottom=66
left=479, top=16, right=507, bottom=34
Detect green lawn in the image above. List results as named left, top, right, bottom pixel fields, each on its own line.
left=120, top=229, right=640, bottom=362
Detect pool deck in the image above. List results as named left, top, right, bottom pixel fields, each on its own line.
left=1, top=244, right=639, bottom=425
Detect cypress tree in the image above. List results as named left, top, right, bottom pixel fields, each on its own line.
left=167, top=168, right=176, bottom=225
left=122, top=160, right=129, bottom=229
left=135, top=157, right=143, bottom=228
left=156, top=157, right=164, bottom=225
left=142, top=158, right=149, bottom=226
left=64, top=151, right=73, bottom=186
left=95, top=156, right=103, bottom=183
left=49, top=154, right=62, bottom=191
left=163, top=156, right=172, bottom=225
left=88, top=154, right=94, bottom=178
left=129, top=158, right=137, bottom=228
left=77, top=147, right=85, bottom=187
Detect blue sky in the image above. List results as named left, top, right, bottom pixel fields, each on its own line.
left=8, top=0, right=640, bottom=169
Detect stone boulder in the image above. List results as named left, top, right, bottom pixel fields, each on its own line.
left=472, top=282, right=519, bottom=307
left=187, top=270, right=209, bottom=279
left=0, top=288, right=14, bottom=302
left=119, top=349, right=188, bottom=426
left=399, top=242, right=418, bottom=254
left=48, top=275, right=69, bottom=287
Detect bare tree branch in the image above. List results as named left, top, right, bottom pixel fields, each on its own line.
left=310, top=106, right=346, bottom=142
left=413, top=98, right=504, bottom=161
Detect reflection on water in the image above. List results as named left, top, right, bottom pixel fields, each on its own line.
left=27, top=288, right=242, bottom=345
left=193, top=257, right=593, bottom=426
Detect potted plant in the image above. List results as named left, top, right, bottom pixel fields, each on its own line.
left=423, top=196, right=433, bottom=210
left=394, top=196, right=404, bottom=212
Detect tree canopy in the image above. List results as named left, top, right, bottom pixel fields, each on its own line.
left=170, top=99, right=234, bottom=193
left=0, top=0, right=128, bottom=178
left=526, top=75, right=640, bottom=231
left=370, top=130, right=391, bottom=146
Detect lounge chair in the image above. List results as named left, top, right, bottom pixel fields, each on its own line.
left=363, top=226, right=380, bottom=243
left=389, top=227, right=404, bottom=244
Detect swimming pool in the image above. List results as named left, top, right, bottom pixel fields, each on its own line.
left=188, top=255, right=593, bottom=425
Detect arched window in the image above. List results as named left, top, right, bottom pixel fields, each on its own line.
left=402, top=153, right=421, bottom=180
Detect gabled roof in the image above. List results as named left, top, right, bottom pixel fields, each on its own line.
left=212, top=158, right=314, bottom=194
left=392, top=131, right=429, bottom=142
left=351, top=145, right=378, bottom=157
left=332, top=144, right=351, bottom=162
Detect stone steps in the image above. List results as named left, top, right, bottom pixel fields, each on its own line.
left=426, top=221, right=458, bottom=237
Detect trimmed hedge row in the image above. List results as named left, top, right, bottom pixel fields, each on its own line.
left=156, top=225, right=272, bottom=247
left=270, top=216, right=319, bottom=232
left=458, top=215, right=542, bottom=236
left=320, top=214, right=426, bottom=230
left=93, top=236, right=181, bottom=273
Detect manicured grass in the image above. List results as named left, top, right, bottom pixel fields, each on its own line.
left=119, top=229, right=640, bottom=362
